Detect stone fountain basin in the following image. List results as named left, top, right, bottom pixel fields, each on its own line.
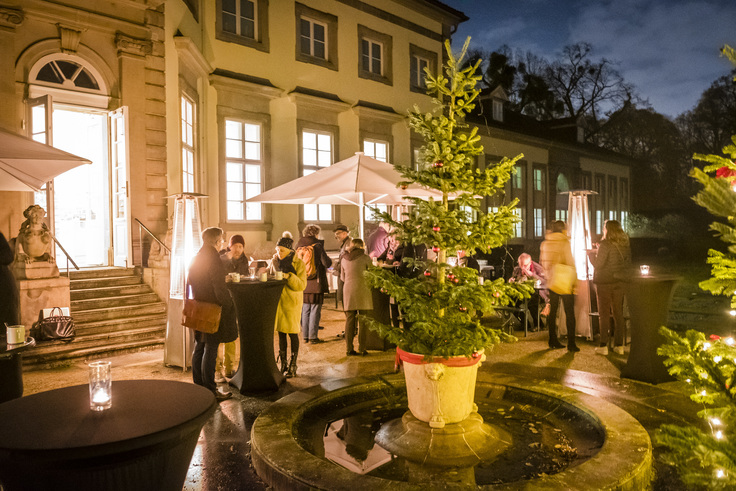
left=251, top=372, right=652, bottom=490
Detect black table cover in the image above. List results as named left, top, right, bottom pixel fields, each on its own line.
left=621, top=274, right=681, bottom=384
left=0, top=337, right=35, bottom=404
left=227, top=279, right=285, bottom=392
left=0, top=379, right=215, bottom=491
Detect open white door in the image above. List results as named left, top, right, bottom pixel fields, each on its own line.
left=109, top=107, right=131, bottom=267
left=27, top=95, right=55, bottom=234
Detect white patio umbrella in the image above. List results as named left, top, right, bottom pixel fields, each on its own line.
left=0, top=127, right=92, bottom=191
left=247, top=152, right=445, bottom=238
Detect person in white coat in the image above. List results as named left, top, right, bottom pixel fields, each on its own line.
left=340, top=238, right=373, bottom=356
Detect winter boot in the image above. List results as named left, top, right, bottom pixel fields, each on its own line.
left=277, top=350, right=288, bottom=374
left=286, top=353, right=298, bottom=378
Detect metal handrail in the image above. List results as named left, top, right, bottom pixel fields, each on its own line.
left=49, top=232, right=79, bottom=276
left=134, top=218, right=170, bottom=281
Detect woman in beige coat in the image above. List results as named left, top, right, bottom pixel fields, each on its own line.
left=539, top=220, right=579, bottom=352
left=340, top=238, right=373, bottom=356
left=270, top=235, right=307, bottom=377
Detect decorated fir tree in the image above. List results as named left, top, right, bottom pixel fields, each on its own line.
left=364, top=38, right=531, bottom=358
left=656, top=45, right=736, bottom=489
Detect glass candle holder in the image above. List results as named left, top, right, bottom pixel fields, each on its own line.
left=640, top=265, right=650, bottom=276
left=89, top=361, right=112, bottom=411
left=249, top=267, right=256, bottom=279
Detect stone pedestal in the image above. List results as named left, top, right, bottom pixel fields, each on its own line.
left=16, top=276, right=70, bottom=332
left=11, top=261, right=59, bottom=280
left=143, top=265, right=170, bottom=306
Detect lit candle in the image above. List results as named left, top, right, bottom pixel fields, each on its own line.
left=92, top=388, right=110, bottom=404
left=639, top=265, right=650, bottom=276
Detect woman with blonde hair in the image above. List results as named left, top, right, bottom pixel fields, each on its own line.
left=588, top=219, right=631, bottom=355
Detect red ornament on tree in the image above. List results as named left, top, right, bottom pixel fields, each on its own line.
left=433, top=161, right=444, bottom=168
left=432, top=246, right=440, bottom=253
left=432, top=226, right=441, bottom=232
left=423, top=271, right=432, bottom=277
left=716, top=166, right=736, bottom=180
left=453, top=278, right=460, bottom=284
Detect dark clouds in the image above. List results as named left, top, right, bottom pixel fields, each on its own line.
left=445, top=0, right=736, bottom=117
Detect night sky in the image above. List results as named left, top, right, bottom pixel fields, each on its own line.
left=443, top=0, right=736, bottom=118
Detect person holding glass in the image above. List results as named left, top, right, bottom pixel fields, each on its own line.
left=340, top=238, right=373, bottom=356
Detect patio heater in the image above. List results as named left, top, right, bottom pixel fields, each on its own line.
left=164, top=193, right=206, bottom=369
left=558, top=190, right=596, bottom=339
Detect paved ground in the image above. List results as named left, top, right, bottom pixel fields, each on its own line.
left=21, top=304, right=697, bottom=490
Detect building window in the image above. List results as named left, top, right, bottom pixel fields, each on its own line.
left=300, top=18, right=326, bottom=59
left=225, top=119, right=262, bottom=221
left=533, top=168, right=544, bottom=191
left=409, top=44, right=436, bottom=93
left=302, top=130, right=332, bottom=221
left=492, top=100, right=503, bottom=122
left=363, top=139, right=388, bottom=162
left=512, top=168, right=523, bottom=189
left=216, top=0, right=269, bottom=52
left=513, top=208, right=523, bottom=238
left=595, top=210, right=603, bottom=235
left=533, top=208, right=545, bottom=237
left=358, top=25, right=392, bottom=85
left=222, top=0, right=255, bottom=38
left=362, top=39, right=382, bottom=75
left=35, top=59, right=100, bottom=90
left=411, top=55, right=428, bottom=90
left=555, top=209, right=568, bottom=222
left=181, top=95, right=196, bottom=193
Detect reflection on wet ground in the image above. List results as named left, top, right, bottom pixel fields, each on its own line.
left=317, top=388, right=603, bottom=486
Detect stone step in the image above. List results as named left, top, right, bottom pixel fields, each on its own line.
left=71, top=275, right=143, bottom=289
left=65, top=268, right=138, bottom=280
left=26, top=325, right=164, bottom=354
left=71, top=283, right=153, bottom=301
left=23, top=338, right=164, bottom=369
left=73, top=303, right=166, bottom=323
left=71, top=293, right=161, bottom=311
left=74, top=314, right=167, bottom=336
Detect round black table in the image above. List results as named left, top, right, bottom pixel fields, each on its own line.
left=0, top=379, right=215, bottom=491
left=621, top=274, right=681, bottom=384
left=0, top=337, right=36, bottom=404
left=227, top=278, right=286, bottom=393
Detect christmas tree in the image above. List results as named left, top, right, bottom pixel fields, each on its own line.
left=656, top=45, right=736, bottom=489
left=364, top=38, right=531, bottom=358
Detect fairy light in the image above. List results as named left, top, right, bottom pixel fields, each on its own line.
left=701, top=372, right=709, bottom=379
left=704, top=342, right=712, bottom=350
left=701, top=390, right=708, bottom=396
left=715, top=355, right=723, bottom=363
left=686, top=378, right=692, bottom=383
left=717, top=468, right=726, bottom=478
left=715, top=430, right=724, bottom=440
left=711, top=417, right=722, bottom=426
left=726, top=337, right=735, bottom=346
left=730, top=310, right=736, bottom=317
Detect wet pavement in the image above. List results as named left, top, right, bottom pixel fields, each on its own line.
left=20, top=305, right=698, bottom=490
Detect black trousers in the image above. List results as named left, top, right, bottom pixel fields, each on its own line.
left=547, top=291, right=577, bottom=348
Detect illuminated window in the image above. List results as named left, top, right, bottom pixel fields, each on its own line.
left=512, top=169, right=523, bottom=189
left=181, top=95, right=196, bottom=193
left=225, top=119, right=262, bottom=221
left=302, top=130, right=332, bottom=221
left=533, top=168, right=544, bottom=191
left=513, top=208, right=523, bottom=238
left=534, top=208, right=545, bottom=237
left=363, top=139, right=388, bottom=162
left=411, top=55, right=428, bottom=89
left=555, top=209, right=568, bottom=222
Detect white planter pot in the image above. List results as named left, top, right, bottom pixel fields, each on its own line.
left=398, top=348, right=485, bottom=428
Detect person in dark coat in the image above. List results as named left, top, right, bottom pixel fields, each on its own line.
left=188, top=227, right=238, bottom=401
left=340, top=239, right=373, bottom=356
left=296, top=224, right=332, bottom=343
left=0, top=232, right=19, bottom=327
left=216, top=234, right=250, bottom=380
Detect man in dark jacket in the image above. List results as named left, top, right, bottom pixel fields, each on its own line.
left=295, top=224, right=332, bottom=343
left=188, top=227, right=238, bottom=401
left=0, top=232, right=19, bottom=327
left=332, top=225, right=351, bottom=308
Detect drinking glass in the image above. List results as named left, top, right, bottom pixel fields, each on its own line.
left=249, top=267, right=256, bottom=279
left=89, top=361, right=112, bottom=411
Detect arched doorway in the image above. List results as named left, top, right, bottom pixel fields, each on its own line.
left=27, top=54, right=129, bottom=267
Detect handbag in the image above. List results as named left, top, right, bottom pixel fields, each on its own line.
left=182, top=284, right=221, bottom=334
left=30, top=307, right=76, bottom=342
left=548, top=263, right=577, bottom=295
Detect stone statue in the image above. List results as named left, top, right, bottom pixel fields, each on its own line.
left=12, top=205, right=59, bottom=279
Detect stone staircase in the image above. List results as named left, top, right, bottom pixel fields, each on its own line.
left=22, top=268, right=167, bottom=369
